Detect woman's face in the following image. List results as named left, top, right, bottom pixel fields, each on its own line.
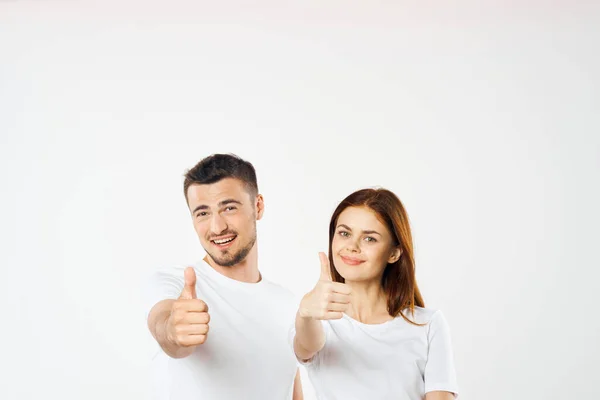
left=331, top=206, right=401, bottom=283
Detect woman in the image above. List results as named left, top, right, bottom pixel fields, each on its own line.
left=293, top=188, right=459, bottom=400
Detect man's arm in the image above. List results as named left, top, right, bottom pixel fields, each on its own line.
left=148, top=299, right=200, bottom=359
left=147, top=267, right=210, bottom=359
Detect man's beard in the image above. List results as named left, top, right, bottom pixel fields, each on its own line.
left=206, top=230, right=257, bottom=267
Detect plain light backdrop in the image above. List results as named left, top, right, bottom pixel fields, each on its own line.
left=1, top=2, right=599, bottom=399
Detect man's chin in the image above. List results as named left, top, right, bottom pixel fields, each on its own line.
left=205, top=253, right=236, bottom=268
left=203, top=236, right=255, bottom=268
left=213, top=257, right=237, bottom=268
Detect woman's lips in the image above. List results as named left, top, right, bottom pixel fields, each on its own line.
left=340, top=255, right=365, bottom=266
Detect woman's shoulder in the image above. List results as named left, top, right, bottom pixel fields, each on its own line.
left=401, top=306, right=446, bottom=325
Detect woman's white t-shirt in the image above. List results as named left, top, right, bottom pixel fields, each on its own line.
left=294, top=307, right=459, bottom=400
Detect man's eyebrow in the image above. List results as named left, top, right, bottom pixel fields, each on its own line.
left=192, top=199, right=242, bottom=215
left=337, top=224, right=382, bottom=236
left=218, top=199, right=242, bottom=207
left=192, top=204, right=209, bottom=214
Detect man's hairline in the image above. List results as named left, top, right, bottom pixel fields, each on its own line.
left=185, top=177, right=259, bottom=208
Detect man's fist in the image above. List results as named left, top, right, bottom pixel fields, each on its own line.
left=165, top=267, right=210, bottom=347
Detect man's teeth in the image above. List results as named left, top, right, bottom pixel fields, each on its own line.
left=213, top=237, right=235, bottom=244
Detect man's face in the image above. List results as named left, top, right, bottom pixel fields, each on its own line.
left=187, top=178, right=263, bottom=267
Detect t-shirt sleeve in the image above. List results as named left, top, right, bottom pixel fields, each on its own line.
left=144, top=267, right=185, bottom=322
left=424, top=310, right=459, bottom=398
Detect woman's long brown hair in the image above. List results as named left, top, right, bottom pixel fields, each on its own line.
left=328, top=188, right=425, bottom=325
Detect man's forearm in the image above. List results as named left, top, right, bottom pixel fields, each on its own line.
left=148, top=300, right=195, bottom=359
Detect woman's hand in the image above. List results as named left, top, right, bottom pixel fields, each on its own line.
left=298, top=252, right=352, bottom=320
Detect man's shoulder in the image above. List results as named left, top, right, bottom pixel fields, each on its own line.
left=260, top=278, right=300, bottom=306
left=148, top=265, right=188, bottom=282
left=261, top=278, right=294, bottom=297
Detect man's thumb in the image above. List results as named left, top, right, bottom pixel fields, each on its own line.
left=180, top=266, right=197, bottom=299
left=319, top=252, right=332, bottom=281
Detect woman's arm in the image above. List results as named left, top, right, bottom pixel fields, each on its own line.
left=294, top=311, right=327, bottom=361
left=423, top=311, right=459, bottom=399
left=293, top=252, right=352, bottom=361
left=292, top=368, right=303, bottom=400
left=425, top=391, right=455, bottom=400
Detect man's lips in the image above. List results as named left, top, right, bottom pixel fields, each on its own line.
left=340, top=255, right=365, bottom=265
left=210, top=235, right=237, bottom=246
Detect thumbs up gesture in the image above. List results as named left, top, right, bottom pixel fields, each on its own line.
left=166, top=267, right=210, bottom=347
left=298, top=252, right=352, bottom=320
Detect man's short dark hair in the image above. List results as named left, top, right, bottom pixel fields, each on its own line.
left=183, top=153, right=258, bottom=202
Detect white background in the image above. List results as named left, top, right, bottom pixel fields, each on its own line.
left=1, top=2, right=599, bottom=399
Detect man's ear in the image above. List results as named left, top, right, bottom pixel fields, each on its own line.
left=255, top=194, right=265, bottom=220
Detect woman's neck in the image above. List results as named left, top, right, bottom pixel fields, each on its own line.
left=345, top=279, right=392, bottom=324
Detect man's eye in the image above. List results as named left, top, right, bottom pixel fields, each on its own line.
left=225, top=206, right=236, bottom=211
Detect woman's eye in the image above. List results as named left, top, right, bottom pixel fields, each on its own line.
left=364, top=236, right=377, bottom=242
left=338, top=231, right=350, bottom=237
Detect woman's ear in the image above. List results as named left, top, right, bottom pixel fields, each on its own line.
left=388, top=246, right=402, bottom=264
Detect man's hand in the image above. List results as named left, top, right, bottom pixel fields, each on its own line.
left=165, top=267, right=211, bottom=348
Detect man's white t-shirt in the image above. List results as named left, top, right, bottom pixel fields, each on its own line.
left=146, top=260, right=299, bottom=400
left=292, top=307, right=459, bottom=400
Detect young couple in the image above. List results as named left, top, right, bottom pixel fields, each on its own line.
left=146, top=153, right=459, bottom=400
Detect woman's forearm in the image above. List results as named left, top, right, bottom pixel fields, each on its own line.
left=293, top=311, right=326, bottom=361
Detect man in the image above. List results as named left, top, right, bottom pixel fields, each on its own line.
left=146, top=153, right=302, bottom=399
